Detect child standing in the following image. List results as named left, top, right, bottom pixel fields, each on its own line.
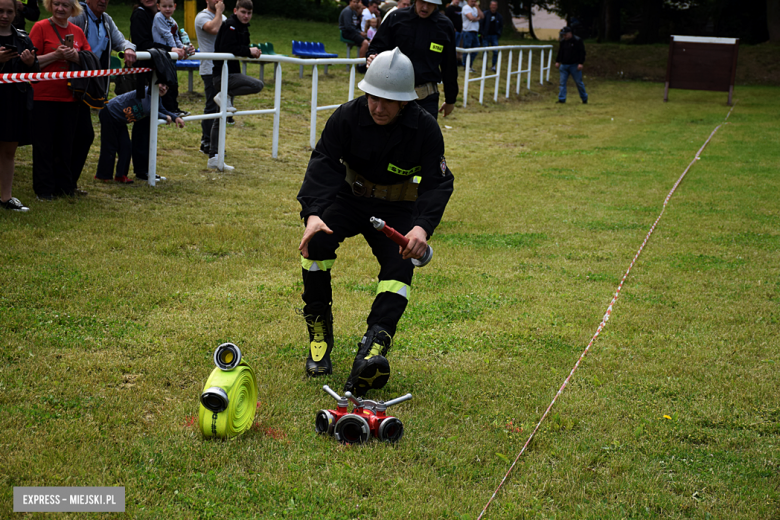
left=96, top=84, right=185, bottom=184
left=207, top=0, right=263, bottom=171
left=366, top=16, right=378, bottom=41
left=152, top=0, right=192, bottom=115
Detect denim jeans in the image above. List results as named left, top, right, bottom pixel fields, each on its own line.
left=559, top=63, right=588, bottom=102
left=483, top=34, right=499, bottom=67
left=462, top=31, right=479, bottom=69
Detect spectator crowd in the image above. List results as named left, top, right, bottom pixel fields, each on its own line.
left=1, top=0, right=515, bottom=213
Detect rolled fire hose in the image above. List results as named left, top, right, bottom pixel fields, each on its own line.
left=198, top=343, right=258, bottom=439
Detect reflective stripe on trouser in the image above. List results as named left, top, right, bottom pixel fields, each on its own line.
left=377, top=280, right=410, bottom=299
left=301, top=197, right=415, bottom=337
left=301, top=257, right=336, bottom=272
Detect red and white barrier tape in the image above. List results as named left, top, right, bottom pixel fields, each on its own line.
left=477, top=103, right=737, bottom=519
left=0, top=67, right=152, bottom=84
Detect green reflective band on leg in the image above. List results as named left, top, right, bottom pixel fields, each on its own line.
left=377, top=280, right=410, bottom=299
left=301, top=257, right=336, bottom=272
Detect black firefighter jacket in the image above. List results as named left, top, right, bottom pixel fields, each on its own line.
left=297, top=96, right=454, bottom=239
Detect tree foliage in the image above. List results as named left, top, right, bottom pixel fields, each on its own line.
left=549, top=0, right=773, bottom=44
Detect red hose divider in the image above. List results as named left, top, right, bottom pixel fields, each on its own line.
left=0, top=67, right=152, bottom=84
left=477, top=103, right=737, bottom=519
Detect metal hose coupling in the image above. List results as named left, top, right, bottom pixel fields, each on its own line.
left=198, top=343, right=258, bottom=439
left=315, top=385, right=412, bottom=444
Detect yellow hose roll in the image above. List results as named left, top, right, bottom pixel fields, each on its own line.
left=198, top=362, right=258, bottom=439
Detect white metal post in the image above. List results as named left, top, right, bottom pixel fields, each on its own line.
left=348, top=64, right=355, bottom=100
left=540, top=49, right=545, bottom=85
left=217, top=61, right=228, bottom=170
left=463, top=53, right=471, bottom=107
left=546, top=49, right=552, bottom=82
left=505, top=49, right=512, bottom=98
left=527, top=50, right=532, bottom=90
left=148, top=71, right=159, bottom=187
left=494, top=50, right=502, bottom=102
left=272, top=61, right=281, bottom=158
left=517, top=50, right=523, bottom=94
left=310, top=64, right=319, bottom=149
left=479, top=52, right=487, bottom=104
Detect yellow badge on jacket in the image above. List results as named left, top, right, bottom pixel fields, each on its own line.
left=430, top=42, right=443, bottom=53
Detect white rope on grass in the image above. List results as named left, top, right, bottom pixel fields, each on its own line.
left=477, top=102, right=738, bottom=519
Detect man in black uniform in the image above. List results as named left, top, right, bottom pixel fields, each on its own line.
left=297, top=49, right=454, bottom=396
left=367, top=0, right=458, bottom=120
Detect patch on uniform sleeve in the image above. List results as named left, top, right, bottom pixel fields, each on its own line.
left=439, top=156, right=447, bottom=176
left=229, top=26, right=236, bottom=30
left=430, top=42, right=443, bottom=53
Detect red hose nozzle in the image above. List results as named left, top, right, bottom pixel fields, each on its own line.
left=370, top=217, right=433, bottom=267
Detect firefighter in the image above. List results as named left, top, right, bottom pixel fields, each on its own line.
left=297, top=48, right=454, bottom=396
left=367, top=0, right=458, bottom=119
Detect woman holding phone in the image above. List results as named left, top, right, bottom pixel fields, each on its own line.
left=28, top=0, right=90, bottom=200
left=0, top=0, right=39, bottom=211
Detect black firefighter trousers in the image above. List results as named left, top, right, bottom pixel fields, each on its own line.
left=301, top=196, right=415, bottom=337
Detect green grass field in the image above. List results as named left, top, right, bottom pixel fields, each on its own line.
left=2, top=12, right=780, bottom=519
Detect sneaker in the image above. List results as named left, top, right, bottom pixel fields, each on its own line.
left=1, top=197, right=30, bottom=212
left=207, top=156, right=235, bottom=171
left=199, top=142, right=210, bottom=155
left=344, top=326, right=392, bottom=397
left=491, top=66, right=496, bottom=72
left=468, top=68, right=477, bottom=73
left=177, top=110, right=191, bottom=117
left=94, top=176, right=112, bottom=183
left=582, top=99, right=588, bottom=104
left=135, top=173, right=167, bottom=181
left=72, top=188, right=88, bottom=197
left=557, top=100, right=566, bottom=104
left=226, top=116, right=235, bottom=126
left=302, top=303, right=334, bottom=377
left=115, top=175, right=134, bottom=184
left=213, top=95, right=237, bottom=113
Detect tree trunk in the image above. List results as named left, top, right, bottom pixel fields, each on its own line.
left=528, top=4, right=539, bottom=40
left=498, top=1, right=515, bottom=36
left=634, top=0, right=661, bottom=44
left=598, top=0, right=621, bottom=42
left=769, top=0, right=780, bottom=42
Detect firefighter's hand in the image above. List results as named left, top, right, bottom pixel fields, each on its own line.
left=401, top=226, right=428, bottom=260
left=439, top=102, right=454, bottom=117
left=299, top=215, right=333, bottom=258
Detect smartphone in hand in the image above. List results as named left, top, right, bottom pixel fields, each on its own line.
left=64, top=34, right=74, bottom=48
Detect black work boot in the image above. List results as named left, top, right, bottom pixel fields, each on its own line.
left=303, top=303, right=334, bottom=377
left=344, top=326, right=392, bottom=397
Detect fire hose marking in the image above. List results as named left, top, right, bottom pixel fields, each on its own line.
left=477, top=103, right=736, bottom=519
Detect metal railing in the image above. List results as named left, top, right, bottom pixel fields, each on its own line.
left=456, top=44, right=553, bottom=106
left=137, top=52, right=364, bottom=186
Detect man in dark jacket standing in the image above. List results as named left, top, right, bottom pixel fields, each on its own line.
left=555, top=26, right=588, bottom=104
left=207, top=0, right=263, bottom=171
left=480, top=0, right=502, bottom=71
left=368, top=0, right=458, bottom=119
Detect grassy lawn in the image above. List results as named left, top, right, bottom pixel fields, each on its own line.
left=2, top=13, right=779, bottom=519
